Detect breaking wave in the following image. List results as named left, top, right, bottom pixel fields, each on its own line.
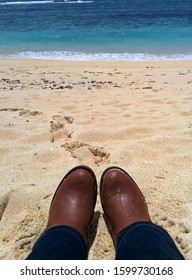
left=0, top=0, right=93, bottom=5
left=1, top=51, right=192, bottom=61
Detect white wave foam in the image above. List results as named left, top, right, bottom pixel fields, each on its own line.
left=0, top=0, right=93, bottom=5
left=76, top=1, right=93, bottom=3
left=56, top=0, right=93, bottom=2
left=1, top=51, right=192, bottom=61
left=0, top=1, right=53, bottom=4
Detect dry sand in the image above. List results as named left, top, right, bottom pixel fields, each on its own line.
left=0, top=59, right=192, bottom=259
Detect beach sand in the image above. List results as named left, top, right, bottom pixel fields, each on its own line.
left=0, top=59, right=192, bottom=259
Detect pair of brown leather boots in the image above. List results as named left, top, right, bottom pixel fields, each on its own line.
left=47, top=165, right=151, bottom=246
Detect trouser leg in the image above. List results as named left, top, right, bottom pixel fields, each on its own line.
left=116, top=221, right=185, bottom=260
left=26, top=225, right=88, bottom=260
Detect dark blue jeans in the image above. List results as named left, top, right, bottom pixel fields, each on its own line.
left=26, top=222, right=184, bottom=260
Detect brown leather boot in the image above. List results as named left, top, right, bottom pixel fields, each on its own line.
left=100, top=167, right=151, bottom=245
left=47, top=165, right=97, bottom=242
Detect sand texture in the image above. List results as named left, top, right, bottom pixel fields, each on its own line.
left=0, top=59, right=192, bottom=259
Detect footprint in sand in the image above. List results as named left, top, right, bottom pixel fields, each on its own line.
left=52, top=115, right=74, bottom=124
left=50, top=115, right=74, bottom=142
left=61, top=141, right=110, bottom=166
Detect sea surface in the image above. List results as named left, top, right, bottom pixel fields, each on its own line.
left=0, top=0, right=192, bottom=60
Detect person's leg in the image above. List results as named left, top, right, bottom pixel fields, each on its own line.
left=100, top=167, right=184, bottom=260
left=26, top=225, right=87, bottom=260
left=116, top=222, right=184, bottom=260
left=26, top=165, right=97, bottom=260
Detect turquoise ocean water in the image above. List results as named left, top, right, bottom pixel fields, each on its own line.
left=0, top=0, right=192, bottom=60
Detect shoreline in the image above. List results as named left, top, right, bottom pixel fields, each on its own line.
left=1, top=52, right=192, bottom=61
left=0, top=59, right=192, bottom=259
left=1, top=57, right=192, bottom=67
